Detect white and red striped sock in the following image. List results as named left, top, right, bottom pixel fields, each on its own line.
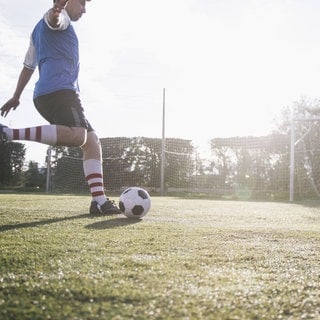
left=3, top=125, right=57, bottom=145
left=83, top=159, right=107, bottom=205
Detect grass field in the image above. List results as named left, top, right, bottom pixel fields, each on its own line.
left=0, top=194, right=319, bottom=320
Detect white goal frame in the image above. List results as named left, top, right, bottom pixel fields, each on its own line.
left=290, top=116, right=320, bottom=201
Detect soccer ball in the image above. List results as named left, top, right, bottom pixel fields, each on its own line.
left=119, top=187, right=151, bottom=218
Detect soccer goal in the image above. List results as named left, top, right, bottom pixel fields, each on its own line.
left=41, top=120, right=320, bottom=201
left=290, top=116, right=320, bottom=201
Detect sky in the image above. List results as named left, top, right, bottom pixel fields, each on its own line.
left=1, top=0, right=320, bottom=165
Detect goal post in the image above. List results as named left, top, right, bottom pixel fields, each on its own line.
left=290, top=116, right=320, bottom=201
left=161, top=88, right=166, bottom=196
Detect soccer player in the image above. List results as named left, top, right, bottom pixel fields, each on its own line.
left=0, top=0, right=121, bottom=215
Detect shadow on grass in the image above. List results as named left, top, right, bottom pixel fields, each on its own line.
left=85, top=217, right=142, bottom=230
left=0, top=213, right=91, bottom=232
left=0, top=214, right=142, bottom=232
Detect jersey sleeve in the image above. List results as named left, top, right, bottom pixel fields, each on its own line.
left=23, top=37, right=37, bottom=70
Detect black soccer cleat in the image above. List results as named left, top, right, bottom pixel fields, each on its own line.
left=0, top=124, right=8, bottom=142
left=100, top=199, right=122, bottom=215
left=89, top=199, right=122, bottom=215
left=89, top=201, right=101, bottom=215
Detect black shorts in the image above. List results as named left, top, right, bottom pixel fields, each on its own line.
left=33, top=89, right=94, bottom=132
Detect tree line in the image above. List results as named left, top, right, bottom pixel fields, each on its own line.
left=0, top=141, right=46, bottom=191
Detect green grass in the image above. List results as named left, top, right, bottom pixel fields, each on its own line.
left=0, top=194, right=320, bottom=320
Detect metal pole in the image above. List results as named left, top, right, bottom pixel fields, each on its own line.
left=289, top=120, right=295, bottom=202
left=160, top=88, right=166, bottom=196
left=46, top=147, right=52, bottom=193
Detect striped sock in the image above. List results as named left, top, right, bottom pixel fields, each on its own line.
left=3, top=125, right=57, bottom=145
left=83, top=159, right=107, bottom=205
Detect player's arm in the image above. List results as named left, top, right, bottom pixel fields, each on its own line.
left=0, top=67, right=34, bottom=117
left=0, top=37, right=36, bottom=118
left=47, top=0, right=69, bottom=29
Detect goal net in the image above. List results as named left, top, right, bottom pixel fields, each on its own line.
left=46, top=133, right=304, bottom=200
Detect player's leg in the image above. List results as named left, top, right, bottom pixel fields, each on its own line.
left=0, top=123, right=86, bottom=147
left=33, top=89, right=120, bottom=214
left=0, top=90, right=87, bottom=147
left=81, top=130, right=121, bottom=215
left=1, top=89, right=120, bottom=215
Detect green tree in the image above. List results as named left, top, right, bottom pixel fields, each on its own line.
left=0, top=142, right=25, bottom=187
left=210, top=135, right=288, bottom=199
left=24, top=161, right=46, bottom=190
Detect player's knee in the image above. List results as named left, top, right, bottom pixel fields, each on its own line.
left=85, top=131, right=100, bottom=147
left=70, top=128, right=87, bottom=147
left=56, top=127, right=86, bottom=146
left=90, top=131, right=100, bottom=143
left=80, top=131, right=102, bottom=158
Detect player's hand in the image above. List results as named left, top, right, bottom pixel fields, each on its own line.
left=0, top=97, right=20, bottom=117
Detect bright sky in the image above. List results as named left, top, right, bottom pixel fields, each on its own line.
left=1, top=0, right=320, bottom=164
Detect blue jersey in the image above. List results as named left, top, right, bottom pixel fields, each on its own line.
left=25, top=10, right=80, bottom=99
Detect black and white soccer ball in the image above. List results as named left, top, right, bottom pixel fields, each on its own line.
left=119, top=187, right=151, bottom=218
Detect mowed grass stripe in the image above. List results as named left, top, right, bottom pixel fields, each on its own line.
left=0, top=194, right=319, bottom=319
